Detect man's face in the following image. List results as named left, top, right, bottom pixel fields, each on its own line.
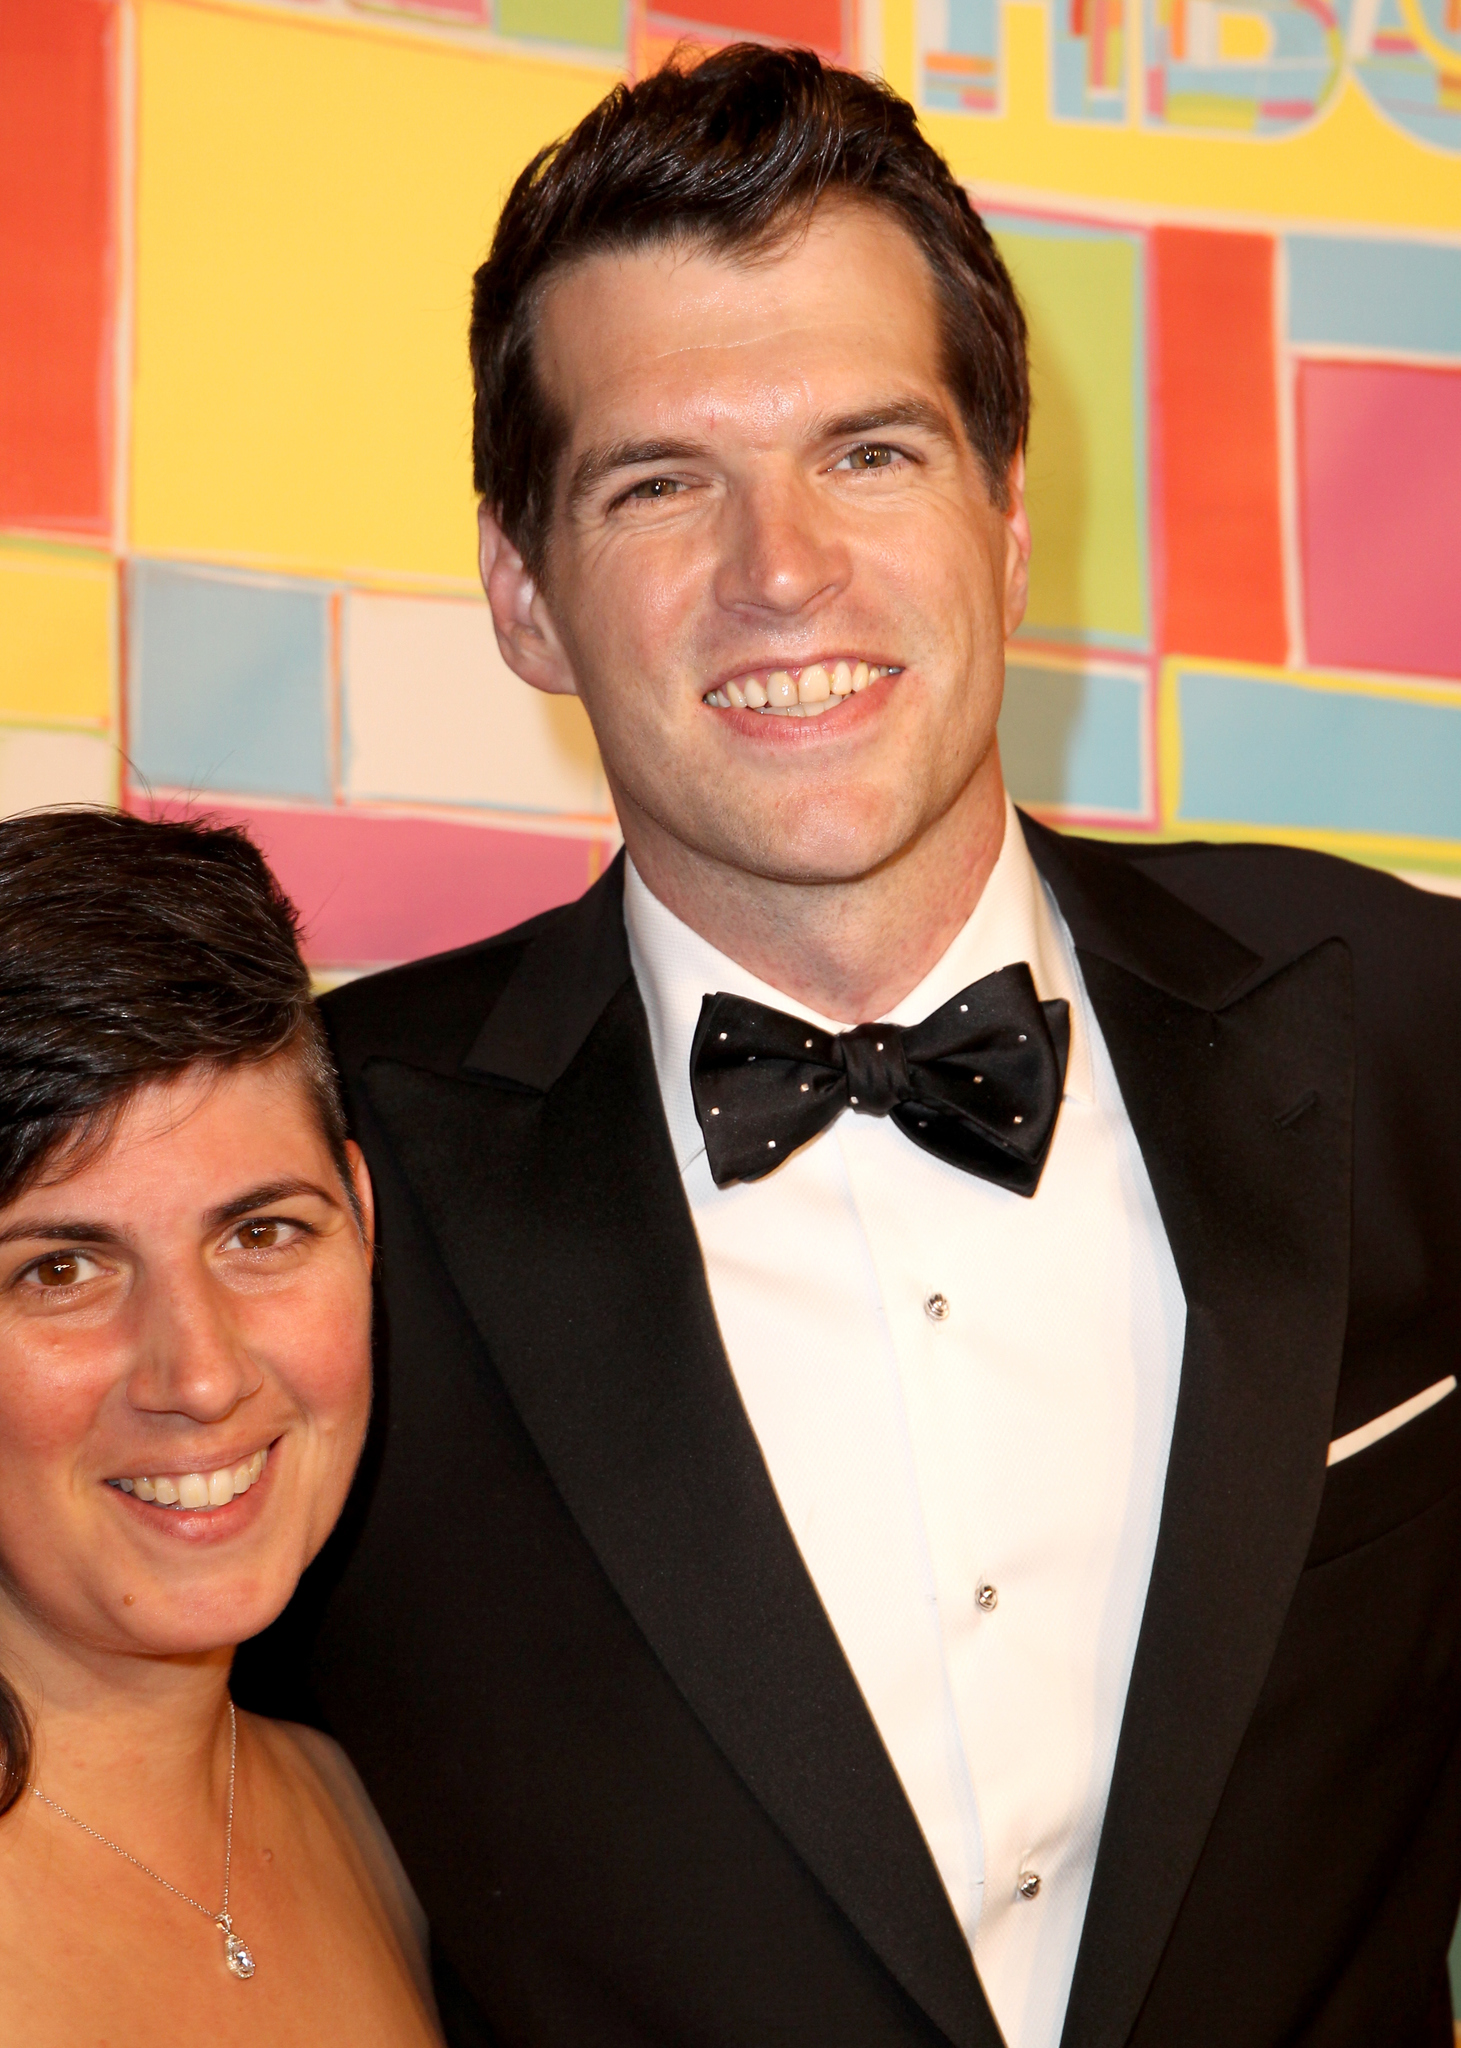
left=483, top=201, right=1029, bottom=888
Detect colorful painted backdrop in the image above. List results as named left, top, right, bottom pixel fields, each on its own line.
left=2, top=0, right=1459, bottom=985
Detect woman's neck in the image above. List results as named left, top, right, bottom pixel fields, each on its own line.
left=2, top=1591, right=235, bottom=1831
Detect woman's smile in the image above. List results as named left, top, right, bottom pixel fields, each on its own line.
left=103, top=1442, right=278, bottom=1544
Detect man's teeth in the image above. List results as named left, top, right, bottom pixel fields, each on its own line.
left=705, top=661, right=895, bottom=715
left=111, top=1446, right=268, bottom=1509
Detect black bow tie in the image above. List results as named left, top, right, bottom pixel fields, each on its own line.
left=690, top=965, right=1070, bottom=1194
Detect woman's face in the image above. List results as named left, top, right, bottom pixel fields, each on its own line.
left=0, top=1056, right=374, bottom=1669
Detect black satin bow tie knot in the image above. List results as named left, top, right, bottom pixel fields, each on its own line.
left=690, top=963, right=1070, bottom=1194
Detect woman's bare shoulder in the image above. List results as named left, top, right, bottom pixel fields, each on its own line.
left=250, top=1716, right=437, bottom=2020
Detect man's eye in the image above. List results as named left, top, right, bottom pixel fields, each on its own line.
left=626, top=477, right=681, bottom=500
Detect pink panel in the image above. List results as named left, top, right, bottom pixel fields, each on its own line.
left=128, top=796, right=613, bottom=967
left=1298, top=360, right=1461, bottom=680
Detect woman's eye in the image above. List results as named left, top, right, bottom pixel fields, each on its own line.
left=227, top=1219, right=298, bottom=1253
left=841, top=444, right=898, bottom=471
left=32, top=1251, right=97, bottom=1289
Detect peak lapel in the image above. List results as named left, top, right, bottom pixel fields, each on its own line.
left=360, top=876, right=1000, bottom=2048
left=1026, top=820, right=1356, bottom=2048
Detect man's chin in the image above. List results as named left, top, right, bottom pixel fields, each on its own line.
left=709, top=821, right=923, bottom=891
left=618, top=779, right=949, bottom=894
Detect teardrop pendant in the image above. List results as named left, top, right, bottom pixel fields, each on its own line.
left=218, top=1913, right=256, bottom=1979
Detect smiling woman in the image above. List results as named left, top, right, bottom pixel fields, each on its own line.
left=0, top=811, right=442, bottom=2046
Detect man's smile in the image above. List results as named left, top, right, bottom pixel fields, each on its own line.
left=702, top=660, right=901, bottom=718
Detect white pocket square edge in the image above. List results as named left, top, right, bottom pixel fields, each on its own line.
left=1326, top=1374, right=1457, bottom=1467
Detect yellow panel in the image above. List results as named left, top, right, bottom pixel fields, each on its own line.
left=0, top=544, right=114, bottom=726
left=132, top=3, right=612, bottom=584
left=1216, top=12, right=1274, bottom=62
left=999, top=229, right=1145, bottom=644
left=903, top=3, right=1461, bottom=232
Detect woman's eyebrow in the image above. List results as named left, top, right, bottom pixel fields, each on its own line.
left=204, top=1179, right=341, bottom=1231
left=0, top=1180, right=341, bottom=1249
left=0, top=1218, right=122, bottom=1249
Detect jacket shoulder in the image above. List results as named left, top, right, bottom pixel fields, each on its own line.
left=320, top=894, right=584, bottom=1080
left=1107, top=836, right=1461, bottom=975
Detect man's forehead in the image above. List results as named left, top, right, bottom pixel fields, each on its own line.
left=537, top=206, right=948, bottom=444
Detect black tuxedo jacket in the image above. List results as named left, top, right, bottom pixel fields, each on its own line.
left=236, top=819, right=1461, bottom=2048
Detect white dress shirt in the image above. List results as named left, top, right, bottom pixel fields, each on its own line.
left=623, top=800, right=1186, bottom=2048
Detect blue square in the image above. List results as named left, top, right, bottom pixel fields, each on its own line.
left=128, top=562, right=331, bottom=801
left=1000, top=661, right=1148, bottom=817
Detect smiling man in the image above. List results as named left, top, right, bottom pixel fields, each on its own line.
left=239, top=45, right=1461, bottom=2048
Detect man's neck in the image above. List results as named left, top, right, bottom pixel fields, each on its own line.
left=621, top=775, right=1009, bottom=1025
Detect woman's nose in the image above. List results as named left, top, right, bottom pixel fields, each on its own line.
left=125, top=1270, right=262, bottom=1422
left=713, top=467, right=851, bottom=618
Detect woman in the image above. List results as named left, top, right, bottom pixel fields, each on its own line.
left=0, top=809, right=442, bottom=2044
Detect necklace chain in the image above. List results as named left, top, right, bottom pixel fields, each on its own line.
left=30, top=1700, right=251, bottom=1975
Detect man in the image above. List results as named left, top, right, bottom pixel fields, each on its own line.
left=237, top=45, right=1461, bottom=2048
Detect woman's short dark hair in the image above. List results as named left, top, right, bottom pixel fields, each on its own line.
left=0, top=806, right=354, bottom=1816
left=469, top=43, right=1029, bottom=579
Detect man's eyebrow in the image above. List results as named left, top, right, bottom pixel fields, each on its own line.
left=813, top=398, right=956, bottom=445
left=567, top=437, right=712, bottom=507
left=0, top=1180, right=342, bottom=1251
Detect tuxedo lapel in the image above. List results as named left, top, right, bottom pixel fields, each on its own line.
left=1026, top=820, right=1356, bottom=2048
left=359, top=868, right=1000, bottom=2048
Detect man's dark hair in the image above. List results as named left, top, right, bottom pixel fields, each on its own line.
left=0, top=805, right=354, bottom=1816
left=470, top=43, right=1029, bottom=578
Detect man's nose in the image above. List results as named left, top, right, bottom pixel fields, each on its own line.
left=714, top=467, right=851, bottom=617
left=126, top=1269, right=263, bottom=1422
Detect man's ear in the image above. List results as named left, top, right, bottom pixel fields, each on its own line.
left=478, top=502, right=579, bottom=698
left=1000, top=450, right=1032, bottom=641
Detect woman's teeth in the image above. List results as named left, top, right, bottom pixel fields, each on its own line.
left=704, top=661, right=897, bottom=716
left=110, top=1446, right=268, bottom=1510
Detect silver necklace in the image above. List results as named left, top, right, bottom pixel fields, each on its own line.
left=30, top=1698, right=255, bottom=1979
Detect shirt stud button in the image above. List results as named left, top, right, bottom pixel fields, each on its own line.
left=976, top=1582, right=998, bottom=1612
left=1017, top=1871, right=1041, bottom=1900
left=923, top=1292, right=950, bottom=1322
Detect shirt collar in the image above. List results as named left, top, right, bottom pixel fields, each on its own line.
left=625, top=796, right=1095, bottom=1176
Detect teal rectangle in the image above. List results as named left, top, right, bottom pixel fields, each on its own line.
left=129, top=562, right=332, bottom=801
left=999, top=661, right=1147, bottom=815
left=1287, top=237, right=1461, bottom=357
left=1176, top=668, right=1461, bottom=839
